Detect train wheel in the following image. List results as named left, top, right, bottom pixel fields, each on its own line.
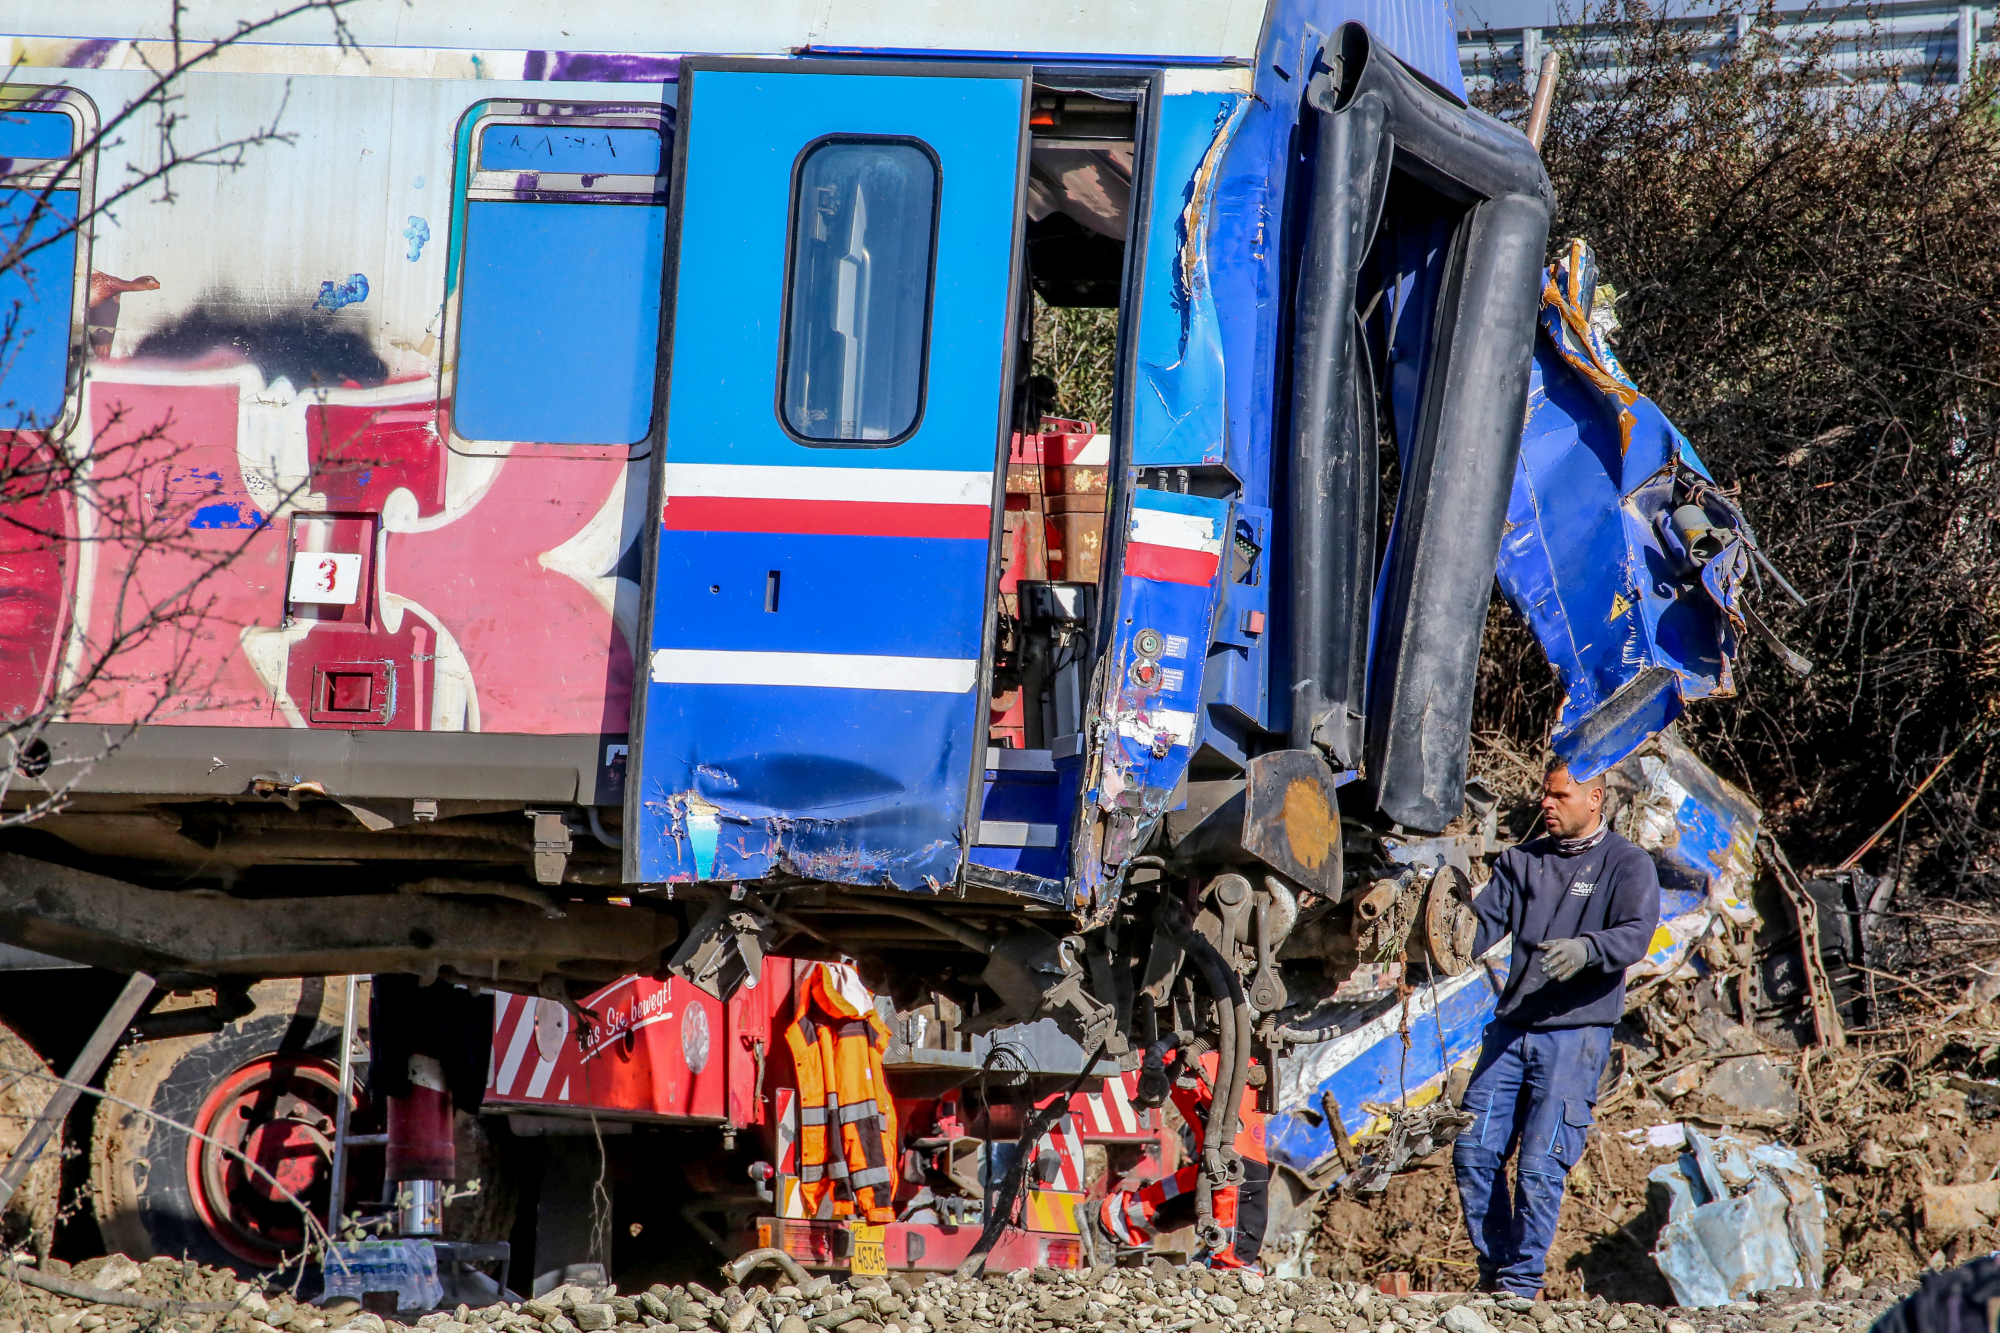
left=91, top=980, right=347, bottom=1276
left=0, top=1020, right=62, bottom=1254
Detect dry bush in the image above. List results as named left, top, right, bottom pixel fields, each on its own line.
left=1471, top=2, right=2000, bottom=915
left=1031, top=296, right=1118, bottom=429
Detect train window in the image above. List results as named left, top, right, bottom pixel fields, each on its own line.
left=452, top=105, right=669, bottom=447
left=778, top=138, right=938, bottom=446
left=0, top=96, right=95, bottom=435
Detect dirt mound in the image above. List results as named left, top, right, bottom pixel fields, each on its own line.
left=1312, top=1021, right=2000, bottom=1302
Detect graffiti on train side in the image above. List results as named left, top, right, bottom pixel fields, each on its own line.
left=50, top=309, right=643, bottom=735
left=311, top=273, right=369, bottom=312
left=5, top=65, right=673, bottom=738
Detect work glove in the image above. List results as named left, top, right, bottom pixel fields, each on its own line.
left=1537, top=936, right=1590, bottom=982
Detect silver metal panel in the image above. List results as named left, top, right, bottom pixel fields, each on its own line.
left=975, top=821, right=1062, bottom=849
left=32, top=723, right=621, bottom=803
left=14, top=0, right=1272, bottom=61
left=0, top=944, right=86, bottom=971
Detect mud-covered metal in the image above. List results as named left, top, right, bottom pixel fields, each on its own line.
left=1422, top=865, right=1477, bottom=976
left=1240, top=750, right=1345, bottom=899
left=0, top=853, right=681, bottom=990
left=1498, top=239, right=1810, bottom=782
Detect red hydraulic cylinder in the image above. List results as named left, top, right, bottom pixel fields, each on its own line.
left=384, top=1053, right=455, bottom=1181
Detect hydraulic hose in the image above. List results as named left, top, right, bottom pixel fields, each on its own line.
left=1164, top=907, right=1252, bottom=1245
left=1136, top=1034, right=1182, bottom=1107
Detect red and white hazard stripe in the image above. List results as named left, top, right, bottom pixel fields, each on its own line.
left=775, top=1087, right=807, bottom=1219
left=1033, top=1112, right=1087, bottom=1192
left=775, top=1087, right=799, bottom=1175
left=1068, top=1071, right=1156, bottom=1140
left=489, top=991, right=567, bottom=1100
left=1122, top=504, right=1223, bottom=587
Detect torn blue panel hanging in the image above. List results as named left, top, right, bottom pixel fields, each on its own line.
left=1496, top=240, right=1810, bottom=780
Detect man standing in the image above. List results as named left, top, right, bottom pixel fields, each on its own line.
left=1452, top=759, right=1661, bottom=1298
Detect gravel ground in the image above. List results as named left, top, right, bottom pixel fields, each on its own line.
left=0, top=1258, right=1918, bottom=1333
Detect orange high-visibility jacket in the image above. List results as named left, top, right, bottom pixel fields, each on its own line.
left=1170, top=1051, right=1269, bottom=1165
left=784, top=963, right=900, bottom=1222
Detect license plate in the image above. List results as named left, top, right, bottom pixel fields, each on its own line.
left=851, top=1223, right=887, bottom=1277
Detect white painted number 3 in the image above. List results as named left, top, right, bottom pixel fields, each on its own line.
left=288, top=551, right=363, bottom=605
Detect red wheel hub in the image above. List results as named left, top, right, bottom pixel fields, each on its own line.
left=186, top=1055, right=348, bottom=1266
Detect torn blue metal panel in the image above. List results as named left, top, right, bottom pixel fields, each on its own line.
left=1496, top=240, right=1806, bottom=780
left=1073, top=489, right=1230, bottom=909
left=1201, top=502, right=1273, bottom=749
left=1269, top=891, right=1726, bottom=1169
left=1210, top=0, right=1466, bottom=496
left=1130, top=90, right=1247, bottom=471
left=1268, top=957, right=1503, bottom=1168
left=1616, top=729, right=1761, bottom=926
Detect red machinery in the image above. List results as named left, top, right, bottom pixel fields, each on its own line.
left=482, top=958, right=1170, bottom=1277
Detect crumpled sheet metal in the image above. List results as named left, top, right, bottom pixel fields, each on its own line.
left=1649, top=1130, right=1827, bottom=1306
left=1609, top=730, right=1763, bottom=984
left=1345, top=1100, right=1475, bottom=1193
left=1497, top=239, right=1792, bottom=780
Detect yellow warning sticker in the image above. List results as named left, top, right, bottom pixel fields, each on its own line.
left=1608, top=592, right=1633, bottom=621
left=1024, top=1190, right=1087, bottom=1234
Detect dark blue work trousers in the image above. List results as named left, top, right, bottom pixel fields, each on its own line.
left=1451, top=1021, right=1612, bottom=1296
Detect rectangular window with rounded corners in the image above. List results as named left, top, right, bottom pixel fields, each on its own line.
left=0, top=93, right=96, bottom=437
left=452, top=103, right=669, bottom=447
left=779, top=138, right=938, bottom=446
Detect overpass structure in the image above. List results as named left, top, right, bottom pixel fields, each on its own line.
left=1460, top=0, right=1995, bottom=97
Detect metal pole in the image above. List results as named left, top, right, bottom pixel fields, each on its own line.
left=328, top=973, right=358, bottom=1236
left=1525, top=51, right=1560, bottom=150
left=1836, top=734, right=1973, bottom=871
left=0, top=970, right=154, bottom=1208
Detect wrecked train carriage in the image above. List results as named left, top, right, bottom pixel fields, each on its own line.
left=1262, top=250, right=1816, bottom=1210
left=0, top=0, right=1585, bottom=1268
left=0, top=8, right=1551, bottom=1080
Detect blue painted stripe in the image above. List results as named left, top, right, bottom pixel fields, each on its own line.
left=651, top=531, right=987, bottom=658
left=1132, top=488, right=1229, bottom=521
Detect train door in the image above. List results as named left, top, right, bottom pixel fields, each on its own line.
left=627, top=61, right=1031, bottom=890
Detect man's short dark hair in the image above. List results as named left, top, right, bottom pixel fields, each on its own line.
left=1544, top=756, right=1606, bottom=791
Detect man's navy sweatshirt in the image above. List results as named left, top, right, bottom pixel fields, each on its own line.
left=1469, top=826, right=1661, bottom=1030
